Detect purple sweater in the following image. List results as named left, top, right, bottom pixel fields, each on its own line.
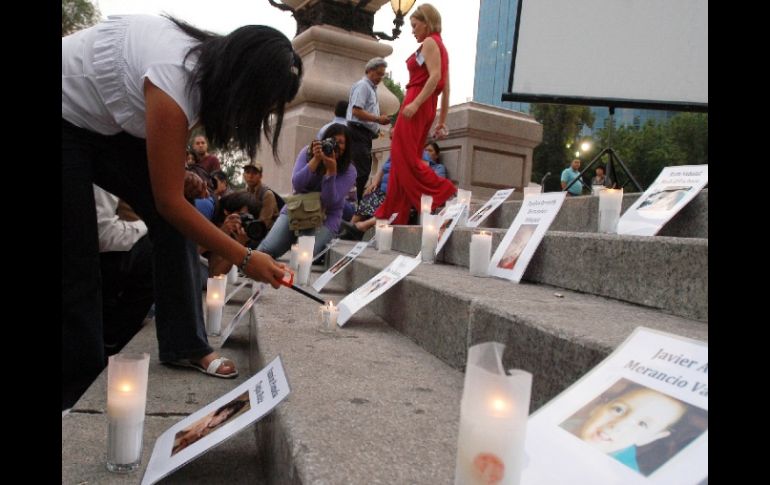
left=281, top=146, right=357, bottom=233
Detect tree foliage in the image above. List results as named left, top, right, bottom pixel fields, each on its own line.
left=592, top=113, right=708, bottom=189
left=530, top=104, right=595, bottom=192
left=382, top=76, right=404, bottom=124
left=218, top=150, right=250, bottom=190
left=62, top=0, right=101, bottom=37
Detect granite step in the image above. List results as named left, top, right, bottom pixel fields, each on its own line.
left=388, top=226, right=708, bottom=322
left=325, top=242, right=708, bottom=410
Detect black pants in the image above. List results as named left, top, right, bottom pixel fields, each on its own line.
left=101, top=235, right=154, bottom=356
left=349, top=124, right=375, bottom=202
left=62, top=119, right=211, bottom=410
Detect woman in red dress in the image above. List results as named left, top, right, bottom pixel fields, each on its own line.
left=374, top=3, right=456, bottom=225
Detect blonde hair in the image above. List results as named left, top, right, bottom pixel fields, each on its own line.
left=411, top=3, right=442, bottom=34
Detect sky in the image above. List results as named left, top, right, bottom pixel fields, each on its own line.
left=94, top=0, right=480, bottom=107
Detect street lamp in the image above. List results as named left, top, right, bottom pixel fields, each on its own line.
left=373, top=0, right=417, bottom=40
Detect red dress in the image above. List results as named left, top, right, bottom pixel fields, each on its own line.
left=374, top=33, right=456, bottom=225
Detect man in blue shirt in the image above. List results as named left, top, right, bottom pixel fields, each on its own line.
left=561, top=158, right=584, bottom=196
left=347, top=57, right=392, bottom=201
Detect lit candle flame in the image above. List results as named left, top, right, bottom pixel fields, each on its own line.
left=491, top=397, right=509, bottom=414
left=212, top=292, right=219, bottom=299
left=119, top=382, right=133, bottom=393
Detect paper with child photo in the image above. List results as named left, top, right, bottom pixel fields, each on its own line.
left=464, top=188, right=514, bottom=228
left=141, top=356, right=290, bottom=485
left=520, top=327, right=708, bottom=485
left=312, top=241, right=369, bottom=292
left=337, top=255, right=421, bottom=326
left=435, top=203, right=465, bottom=255
left=211, top=281, right=264, bottom=348
left=488, top=192, right=566, bottom=283
left=617, top=165, right=708, bottom=236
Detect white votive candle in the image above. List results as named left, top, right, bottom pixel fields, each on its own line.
left=522, top=186, right=540, bottom=199
left=598, top=188, right=623, bottom=233
left=455, top=394, right=528, bottom=485
left=420, top=194, right=433, bottom=224
left=469, top=231, right=492, bottom=277
left=295, top=236, right=315, bottom=285
left=421, top=214, right=439, bottom=263
left=205, top=276, right=226, bottom=336
left=457, top=189, right=472, bottom=226
left=377, top=225, right=393, bottom=252
left=296, top=251, right=312, bottom=285
left=227, top=264, right=238, bottom=284
left=455, top=343, right=532, bottom=485
left=318, top=301, right=339, bottom=332
left=106, top=352, right=150, bottom=473
left=289, top=244, right=299, bottom=271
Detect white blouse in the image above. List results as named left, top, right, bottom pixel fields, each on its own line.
left=62, top=15, right=200, bottom=138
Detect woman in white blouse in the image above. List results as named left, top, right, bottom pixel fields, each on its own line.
left=62, top=14, right=302, bottom=408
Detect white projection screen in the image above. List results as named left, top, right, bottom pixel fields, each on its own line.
left=505, top=0, right=708, bottom=110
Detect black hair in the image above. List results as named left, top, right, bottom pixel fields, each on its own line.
left=166, top=16, right=303, bottom=161
left=319, top=123, right=353, bottom=175
left=186, top=145, right=198, bottom=162
left=210, top=170, right=228, bottom=184
left=425, top=141, right=441, bottom=163
left=334, top=100, right=349, bottom=118
left=595, top=165, right=605, bottom=173
left=213, top=397, right=248, bottom=418
left=212, top=190, right=259, bottom=225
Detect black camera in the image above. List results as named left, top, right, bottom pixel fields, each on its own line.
left=320, top=137, right=337, bottom=156
left=238, top=213, right=267, bottom=242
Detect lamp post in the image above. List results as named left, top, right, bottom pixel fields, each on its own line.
left=268, top=0, right=415, bottom=39
left=374, top=0, right=417, bottom=40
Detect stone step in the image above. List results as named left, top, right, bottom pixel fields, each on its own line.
left=250, top=278, right=464, bottom=484
left=325, top=242, right=708, bottom=410
left=62, top=283, right=266, bottom=484
left=473, top=188, right=708, bottom=238
left=63, top=276, right=467, bottom=484
left=386, top=226, right=707, bottom=322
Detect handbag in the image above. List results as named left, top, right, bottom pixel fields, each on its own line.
left=284, top=192, right=325, bottom=233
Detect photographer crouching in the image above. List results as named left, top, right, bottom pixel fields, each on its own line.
left=258, top=123, right=356, bottom=259
left=204, top=191, right=270, bottom=276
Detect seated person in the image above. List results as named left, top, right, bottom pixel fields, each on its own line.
left=242, top=161, right=279, bottom=234
left=591, top=165, right=611, bottom=188
left=342, top=141, right=448, bottom=238
left=203, top=191, right=261, bottom=277
left=210, top=170, right=231, bottom=199
left=258, top=123, right=356, bottom=258
left=424, top=141, right=447, bottom=178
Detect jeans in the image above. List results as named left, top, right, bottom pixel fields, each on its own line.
left=257, top=213, right=335, bottom=259
left=62, top=120, right=211, bottom=409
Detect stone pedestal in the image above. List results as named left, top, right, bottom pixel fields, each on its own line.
left=371, top=101, right=543, bottom=199
left=256, top=24, right=400, bottom=195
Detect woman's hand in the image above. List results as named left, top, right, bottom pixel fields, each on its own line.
left=402, top=102, right=418, bottom=119
left=433, top=122, right=449, bottom=140
left=363, top=180, right=377, bottom=196
left=244, top=250, right=286, bottom=289
left=321, top=149, right=338, bottom=175
left=313, top=140, right=338, bottom=175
